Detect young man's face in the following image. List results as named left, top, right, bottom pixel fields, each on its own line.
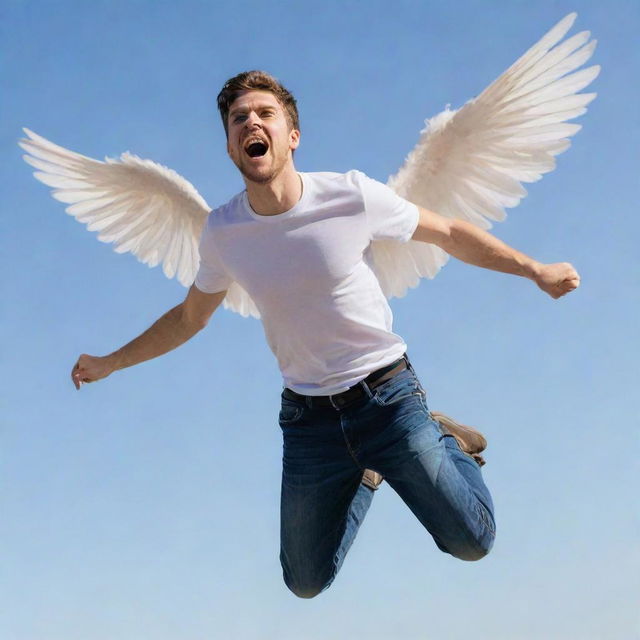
left=226, top=90, right=300, bottom=185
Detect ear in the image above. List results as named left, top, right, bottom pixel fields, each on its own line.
left=289, top=128, right=300, bottom=151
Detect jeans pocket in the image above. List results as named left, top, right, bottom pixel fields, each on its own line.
left=279, top=401, right=304, bottom=426
left=372, top=370, right=425, bottom=407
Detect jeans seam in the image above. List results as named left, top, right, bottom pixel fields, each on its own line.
left=373, top=391, right=424, bottom=408
left=475, top=502, right=496, bottom=535
left=339, top=412, right=364, bottom=469
left=434, top=448, right=495, bottom=554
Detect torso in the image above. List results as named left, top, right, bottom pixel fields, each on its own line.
left=196, top=170, right=414, bottom=395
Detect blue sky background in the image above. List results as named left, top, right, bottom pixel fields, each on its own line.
left=2, top=1, right=639, bottom=638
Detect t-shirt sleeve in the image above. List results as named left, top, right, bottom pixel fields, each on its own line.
left=194, top=219, right=233, bottom=294
left=356, top=171, right=419, bottom=243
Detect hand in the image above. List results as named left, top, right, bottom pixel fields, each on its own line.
left=71, top=353, right=117, bottom=390
left=533, top=262, right=580, bottom=299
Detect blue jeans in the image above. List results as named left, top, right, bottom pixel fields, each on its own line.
left=279, top=363, right=496, bottom=598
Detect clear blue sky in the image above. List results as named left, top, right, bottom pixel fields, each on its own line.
left=2, top=1, right=638, bottom=638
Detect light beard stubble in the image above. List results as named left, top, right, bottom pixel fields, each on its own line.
left=233, top=148, right=290, bottom=186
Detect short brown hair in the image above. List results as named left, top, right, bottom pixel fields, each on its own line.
left=217, top=70, right=300, bottom=137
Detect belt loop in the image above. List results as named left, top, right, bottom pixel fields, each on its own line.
left=359, top=379, right=374, bottom=399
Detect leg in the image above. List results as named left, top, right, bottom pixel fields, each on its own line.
left=354, top=370, right=496, bottom=560
left=278, top=396, right=374, bottom=598
left=385, top=425, right=495, bottom=560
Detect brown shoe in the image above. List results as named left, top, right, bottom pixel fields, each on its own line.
left=431, top=411, right=487, bottom=466
left=361, top=469, right=384, bottom=491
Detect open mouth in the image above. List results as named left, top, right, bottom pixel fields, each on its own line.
left=245, top=141, right=268, bottom=158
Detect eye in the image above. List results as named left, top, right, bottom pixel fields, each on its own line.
left=232, top=114, right=247, bottom=123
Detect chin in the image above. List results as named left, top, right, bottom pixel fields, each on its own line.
left=241, top=167, right=276, bottom=185
left=240, top=159, right=285, bottom=185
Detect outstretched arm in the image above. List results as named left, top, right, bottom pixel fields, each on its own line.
left=71, top=285, right=227, bottom=389
left=411, top=207, right=580, bottom=299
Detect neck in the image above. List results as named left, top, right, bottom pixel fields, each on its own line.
left=245, top=163, right=302, bottom=215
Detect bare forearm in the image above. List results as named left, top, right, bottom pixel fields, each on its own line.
left=72, top=287, right=225, bottom=389
left=72, top=303, right=203, bottom=389
left=441, top=219, right=541, bottom=280
left=413, top=208, right=580, bottom=298
left=440, top=219, right=579, bottom=297
left=108, top=303, right=203, bottom=371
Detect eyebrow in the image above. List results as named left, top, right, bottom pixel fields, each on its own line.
left=229, top=103, right=277, bottom=117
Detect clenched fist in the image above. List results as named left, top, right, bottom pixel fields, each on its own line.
left=533, top=262, right=581, bottom=299
left=71, top=353, right=117, bottom=390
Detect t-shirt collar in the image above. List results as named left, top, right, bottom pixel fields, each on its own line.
left=242, top=173, right=308, bottom=222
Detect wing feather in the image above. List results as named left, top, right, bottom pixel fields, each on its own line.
left=20, top=128, right=211, bottom=286
left=20, top=128, right=261, bottom=317
left=374, top=14, right=598, bottom=299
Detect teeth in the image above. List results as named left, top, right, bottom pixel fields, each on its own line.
left=244, top=137, right=266, bottom=149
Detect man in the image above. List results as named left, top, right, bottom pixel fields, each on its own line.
left=72, top=71, right=580, bottom=598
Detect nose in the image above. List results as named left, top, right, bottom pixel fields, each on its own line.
left=245, top=111, right=262, bottom=128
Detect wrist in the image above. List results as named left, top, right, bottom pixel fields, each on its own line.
left=106, top=350, right=126, bottom=372
left=522, top=259, right=543, bottom=281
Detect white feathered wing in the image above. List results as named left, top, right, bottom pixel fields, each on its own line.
left=20, top=14, right=598, bottom=318
left=19, top=128, right=260, bottom=318
left=372, top=12, right=599, bottom=298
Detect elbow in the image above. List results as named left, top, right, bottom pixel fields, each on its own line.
left=195, top=316, right=210, bottom=332
left=437, top=219, right=468, bottom=255
left=188, top=314, right=210, bottom=333
left=177, top=304, right=210, bottom=334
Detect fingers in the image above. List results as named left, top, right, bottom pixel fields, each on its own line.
left=556, top=269, right=581, bottom=298
left=539, top=262, right=580, bottom=299
left=72, top=360, right=80, bottom=389
left=71, top=354, right=94, bottom=390
left=564, top=276, right=580, bottom=291
left=551, top=279, right=577, bottom=297
left=562, top=264, right=580, bottom=285
left=72, top=360, right=86, bottom=390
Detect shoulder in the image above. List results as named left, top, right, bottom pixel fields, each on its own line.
left=302, top=170, right=372, bottom=200
left=204, top=190, right=247, bottom=230
left=308, top=169, right=390, bottom=195
left=304, top=169, right=367, bottom=186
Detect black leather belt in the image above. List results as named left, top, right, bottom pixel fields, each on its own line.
left=283, top=355, right=409, bottom=410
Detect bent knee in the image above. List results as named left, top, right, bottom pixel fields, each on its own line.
left=450, top=535, right=494, bottom=562
left=454, top=544, right=492, bottom=562
left=440, top=526, right=495, bottom=561
left=288, top=584, right=324, bottom=599
left=283, top=573, right=332, bottom=599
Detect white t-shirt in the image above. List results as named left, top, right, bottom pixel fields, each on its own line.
left=195, top=170, right=419, bottom=395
